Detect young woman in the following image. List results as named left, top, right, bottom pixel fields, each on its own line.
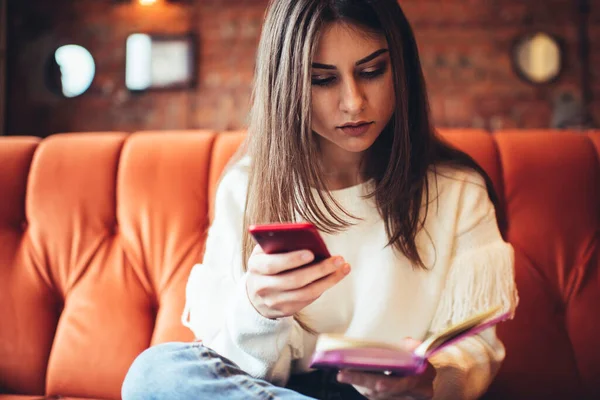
left=122, top=0, right=518, bottom=399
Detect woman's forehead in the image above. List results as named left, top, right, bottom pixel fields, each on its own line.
left=313, top=22, right=388, bottom=64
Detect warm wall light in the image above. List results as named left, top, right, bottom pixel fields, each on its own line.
left=114, top=0, right=189, bottom=5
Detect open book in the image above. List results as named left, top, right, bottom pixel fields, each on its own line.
left=310, top=305, right=510, bottom=376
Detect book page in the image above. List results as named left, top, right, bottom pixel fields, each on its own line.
left=415, top=305, right=507, bottom=358
left=314, top=334, right=405, bottom=353
left=313, top=305, right=510, bottom=362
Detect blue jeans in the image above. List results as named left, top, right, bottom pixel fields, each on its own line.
left=122, top=341, right=367, bottom=400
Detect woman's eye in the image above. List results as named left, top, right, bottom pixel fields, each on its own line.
left=360, top=66, right=386, bottom=80
left=311, top=76, right=337, bottom=87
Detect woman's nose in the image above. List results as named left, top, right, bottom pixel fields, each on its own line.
left=339, top=79, right=366, bottom=115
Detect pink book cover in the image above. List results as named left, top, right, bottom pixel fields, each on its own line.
left=310, top=305, right=511, bottom=376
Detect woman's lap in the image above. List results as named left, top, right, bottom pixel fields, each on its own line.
left=122, top=341, right=365, bottom=400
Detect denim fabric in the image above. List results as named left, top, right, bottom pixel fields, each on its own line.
left=122, top=342, right=366, bottom=400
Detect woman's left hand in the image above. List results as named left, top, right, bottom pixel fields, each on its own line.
left=336, top=338, right=436, bottom=400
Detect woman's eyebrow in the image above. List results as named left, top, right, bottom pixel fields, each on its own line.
left=311, top=48, right=389, bottom=70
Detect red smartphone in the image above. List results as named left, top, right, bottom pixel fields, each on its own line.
left=248, top=222, right=331, bottom=263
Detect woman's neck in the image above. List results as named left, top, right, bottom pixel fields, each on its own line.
left=319, top=148, right=366, bottom=191
left=323, top=174, right=363, bottom=191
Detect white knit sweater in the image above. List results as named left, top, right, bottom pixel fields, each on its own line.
left=182, top=157, right=519, bottom=399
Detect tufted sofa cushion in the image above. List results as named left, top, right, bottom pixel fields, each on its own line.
left=0, top=129, right=598, bottom=399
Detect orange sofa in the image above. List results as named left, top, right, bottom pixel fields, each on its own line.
left=1, top=129, right=599, bottom=400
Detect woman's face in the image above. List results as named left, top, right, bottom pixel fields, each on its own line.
left=311, top=22, right=395, bottom=162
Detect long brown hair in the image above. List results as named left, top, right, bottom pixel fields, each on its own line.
left=240, top=0, right=498, bottom=331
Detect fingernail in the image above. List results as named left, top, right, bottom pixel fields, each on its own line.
left=342, top=263, right=351, bottom=274
left=337, top=372, right=346, bottom=382
left=334, top=257, right=345, bottom=267
left=302, top=252, right=314, bottom=262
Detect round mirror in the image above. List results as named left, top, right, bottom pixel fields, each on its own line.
left=45, top=45, right=95, bottom=98
left=513, top=33, right=562, bottom=84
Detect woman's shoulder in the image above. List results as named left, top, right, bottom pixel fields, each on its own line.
left=425, top=164, right=492, bottom=220
left=429, top=164, right=487, bottom=191
left=214, top=155, right=251, bottom=207
left=217, top=155, right=251, bottom=190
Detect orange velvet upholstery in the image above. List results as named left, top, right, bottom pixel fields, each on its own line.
left=0, top=129, right=598, bottom=400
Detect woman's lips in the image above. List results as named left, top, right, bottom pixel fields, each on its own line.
left=339, top=122, right=373, bottom=136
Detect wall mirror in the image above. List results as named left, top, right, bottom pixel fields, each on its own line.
left=125, top=33, right=196, bottom=91
left=512, top=32, right=563, bottom=85
left=45, top=45, right=96, bottom=98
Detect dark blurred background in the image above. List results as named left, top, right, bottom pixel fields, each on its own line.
left=0, top=0, right=598, bottom=137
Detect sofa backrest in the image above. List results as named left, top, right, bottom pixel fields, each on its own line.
left=0, top=131, right=213, bottom=398
left=0, top=129, right=598, bottom=399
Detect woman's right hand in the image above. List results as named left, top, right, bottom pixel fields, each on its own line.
left=246, top=245, right=351, bottom=319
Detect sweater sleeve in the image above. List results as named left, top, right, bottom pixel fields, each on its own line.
left=427, top=171, right=519, bottom=400
left=181, top=164, right=302, bottom=386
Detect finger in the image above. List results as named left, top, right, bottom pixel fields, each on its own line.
left=402, top=337, right=422, bottom=352
left=337, top=370, right=418, bottom=394
left=269, top=256, right=346, bottom=291
left=337, top=370, right=378, bottom=389
left=250, top=244, right=266, bottom=257
left=248, top=249, right=314, bottom=275
left=281, top=262, right=350, bottom=303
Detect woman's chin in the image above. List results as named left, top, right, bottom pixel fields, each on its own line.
left=337, top=137, right=379, bottom=153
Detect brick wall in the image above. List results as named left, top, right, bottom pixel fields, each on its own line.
left=5, top=0, right=600, bottom=136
